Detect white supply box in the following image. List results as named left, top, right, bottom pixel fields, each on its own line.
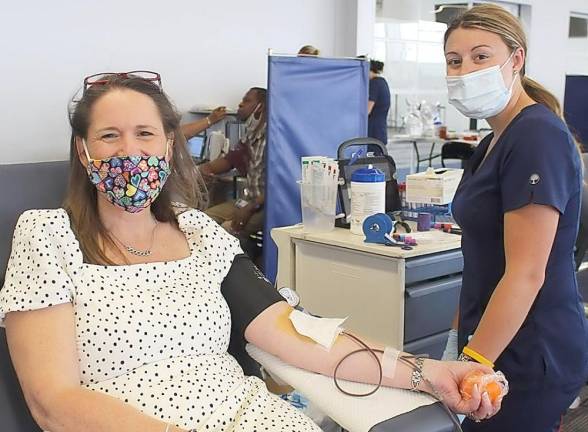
left=406, top=168, right=464, bottom=205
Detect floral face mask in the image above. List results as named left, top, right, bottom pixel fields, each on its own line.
left=82, top=139, right=172, bottom=213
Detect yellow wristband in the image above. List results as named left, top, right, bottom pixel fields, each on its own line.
left=462, top=346, right=495, bottom=368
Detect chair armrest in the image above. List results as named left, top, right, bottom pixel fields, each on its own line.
left=369, top=403, right=457, bottom=432
left=246, top=344, right=454, bottom=432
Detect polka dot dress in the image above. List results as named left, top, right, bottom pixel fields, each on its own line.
left=0, top=208, right=320, bottom=431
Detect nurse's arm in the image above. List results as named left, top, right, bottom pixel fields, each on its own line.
left=466, top=203, right=560, bottom=362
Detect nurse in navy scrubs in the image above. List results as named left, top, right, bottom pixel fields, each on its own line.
left=441, top=4, right=588, bottom=431
left=368, top=60, right=391, bottom=145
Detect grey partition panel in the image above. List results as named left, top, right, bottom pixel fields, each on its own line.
left=0, top=161, right=69, bottom=282
left=369, top=402, right=457, bottom=432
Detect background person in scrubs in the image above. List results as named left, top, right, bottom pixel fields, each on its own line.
left=367, top=60, right=390, bottom=145
left=441, top=4, right=588, bottom=431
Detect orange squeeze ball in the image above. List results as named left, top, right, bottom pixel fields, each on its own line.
left=459, top=370, right=507, bottom=404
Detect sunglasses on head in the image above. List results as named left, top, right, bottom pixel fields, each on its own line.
left=82, top=70, right=162, bottom=94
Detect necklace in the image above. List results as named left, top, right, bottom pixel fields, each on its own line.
left=109, top=219, right=159, bottom=257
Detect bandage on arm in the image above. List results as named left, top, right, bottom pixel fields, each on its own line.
left=382, top=346, right=401, bottom=379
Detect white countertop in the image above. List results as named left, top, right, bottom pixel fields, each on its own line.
left=272, top=224, right=461, bottom=259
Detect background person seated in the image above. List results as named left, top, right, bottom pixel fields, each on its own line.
left=199, top=87, right=267, bottom=252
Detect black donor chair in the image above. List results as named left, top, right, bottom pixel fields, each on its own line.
left=574, top=153, right=588, bottom=271
left=336, top=137, right=401, bottom=228
left=574, top=154, right=588, bottom=324
left=0, top=161, right=70, bottom=432
left=440, top=141, right=476, bottom=169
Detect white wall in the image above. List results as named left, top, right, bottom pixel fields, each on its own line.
left=357, top=0, right=377, bottom=56
left=333, top=0, right=375, bottom=57
left=1, top=0, right=365, bottom=164
left=523, top=1, right=566, bottom=101
left=7, top=1, right=583, bottom=164
left=526, top=0, right=588, bottom=100
left=377, top=0, right=588, bottom=132
left=428, top=0, right=588, bottom=105
left=335, top=0, right=358, bottom=57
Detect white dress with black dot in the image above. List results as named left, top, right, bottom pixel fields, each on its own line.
left=0, top=208, right=320, bottom=431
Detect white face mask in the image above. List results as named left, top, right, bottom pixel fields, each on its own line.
left=244, top=103, right=262, bottom=130
left=446, top=52, right=517, bottom=119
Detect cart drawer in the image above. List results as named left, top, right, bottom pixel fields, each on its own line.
left=405, top=250, right=463, bottom=285
left=404, top=276, right=461, bottom=343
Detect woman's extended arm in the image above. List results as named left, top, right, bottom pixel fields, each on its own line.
left=246, top=301, right=497, bottom=416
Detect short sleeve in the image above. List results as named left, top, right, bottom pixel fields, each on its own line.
left=499, top=120, right=580, bottom=214
left=369, top=78, right=380, bottom=103
left=0, top=210, right=75, bottom=326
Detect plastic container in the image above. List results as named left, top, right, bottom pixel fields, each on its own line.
left=350, top=166, right=385, bottom=235
left=398, top=182, right=407, bottom=209
left=299, top=181, right=337, bottom=232
left=204, top=130, right=227, bottom=160
left=417, top=212, right=432, bottom=231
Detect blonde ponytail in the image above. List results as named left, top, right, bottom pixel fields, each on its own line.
left=521, top=76, right=562, bottom=118
left=521, top=74, right=584, bottom=152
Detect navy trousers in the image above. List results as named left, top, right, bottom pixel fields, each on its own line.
left=461, top=382, right=582, bottom=432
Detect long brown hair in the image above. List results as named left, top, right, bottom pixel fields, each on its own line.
left=65, top=74, right=207, bottom=265
left=444, top=4, right=563, bottom=118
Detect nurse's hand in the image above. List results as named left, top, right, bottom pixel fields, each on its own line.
left=422, top=360, right=502, bottom=419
